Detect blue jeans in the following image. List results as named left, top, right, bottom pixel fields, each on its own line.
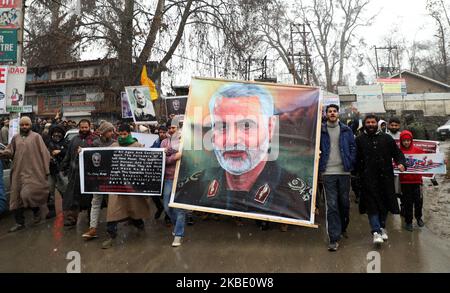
left=163, top=180, right=185, bottom=237
left=368, top=212, right=388, bottom=234
left=0, top=161, right=6, bottom=214
left=322, top=175, right=351, bottom=243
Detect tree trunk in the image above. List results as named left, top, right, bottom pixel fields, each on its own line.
left=117, top=0, right=135, bottom=90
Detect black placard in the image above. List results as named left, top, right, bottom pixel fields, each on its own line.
left=80, top=147, right=165, bottom=196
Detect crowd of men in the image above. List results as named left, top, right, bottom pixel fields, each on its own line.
left=0, top=105, right=438, bottom=251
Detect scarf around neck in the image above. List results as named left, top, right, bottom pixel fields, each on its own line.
left=118, top=134, right=137, bottom=146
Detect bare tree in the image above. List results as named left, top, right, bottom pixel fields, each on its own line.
left=79, top=0, right=206, bottom=92
left=24, top=0, right=81, bottom=67
left=427, top=0, right=449, bottom=83
left=297, top=0, right=374, bottom=92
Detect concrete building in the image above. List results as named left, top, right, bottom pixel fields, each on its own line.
left=390, top=70, right=450, bottom=94
left=25, top=59, right=120, bottom=123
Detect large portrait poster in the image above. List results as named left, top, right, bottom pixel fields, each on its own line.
left=121, top=91, right=132, bottom=118
left=80, top=147, right=165, bottom=196
left=165, top=96, right=188, bottom=117
left=170, top=78, right=321, bottom=227
left=125, top=86, right=157, bottom=124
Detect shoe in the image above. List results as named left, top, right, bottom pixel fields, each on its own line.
left=164, top=215, right=172, bottom=226
left=328, top=242, right=339, bottom=251
left=280, top=224, right=288, bottom=232
left=187, top=215, right=194, bottom=226
left=373, top=232, right=384, bottom=244
left=8, top=224, right=25, bottom=233
left=380, top=228, right=388, bottom=241
left=82, top=228, right=98, bottom=240
left=417, top=218, right=425, bottom=227
left=172, top=236, right=182, bottom=247
left=341, top=231, right=349, bottom=239
left=154, top=207, right=163, bottom=220
left=405, top=223, right=413, bottom=232
left=102, top=237, right=114, bottom=249
left=46, top=205, right=56, bottom=219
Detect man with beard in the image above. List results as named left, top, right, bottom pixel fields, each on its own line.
left=356, top=114, right=406, bottom=245
left=386, top=116, right=403, bottom=213
left=0, top=116, right=51, bottom=232
left=150, top=125, right=169, bottom=221
left=82, top=121, right=116, bottom=240
left=61, top=119, right=96, bottom=227
left=161, top=123, right=185, bottom=246
left=175, top=83, right=312, bottom=221
left=386, top=117, right=401, bottom=140
left=45, top=125, right=69, bottom=219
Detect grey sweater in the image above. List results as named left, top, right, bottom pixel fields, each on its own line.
left=323, top=121, right=349, bottom=175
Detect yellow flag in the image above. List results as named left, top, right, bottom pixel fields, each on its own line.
left=140, top=65, right=158, bottom=101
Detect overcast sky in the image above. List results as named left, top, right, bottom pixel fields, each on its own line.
left=80, top=0, right=438, bottom=89
left=362, top=0, right=434, bottom=46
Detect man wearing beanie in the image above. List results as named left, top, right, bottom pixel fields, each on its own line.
left=82, top=121, right=116, bottom=240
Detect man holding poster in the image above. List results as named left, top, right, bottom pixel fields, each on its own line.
left=172, top=79, right=320, bottom=227
left=102, top=123, right=152, bottom=249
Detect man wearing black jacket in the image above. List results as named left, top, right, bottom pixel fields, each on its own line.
left=356, top=114, right=406, bottom=245
left=61, top=119, right=96, bottom=227
left=45, top=125, right=69, bottom=219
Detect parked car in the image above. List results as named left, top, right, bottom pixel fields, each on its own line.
left=436, top=119, right=450, bottom=140
left=64, top=129, right=79, bottom=141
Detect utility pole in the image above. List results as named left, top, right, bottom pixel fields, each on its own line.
left=18, top=0, right=26, bottom=66
left=289, top=23, right=312, bottom=85
left=290, top=24, right=295, bottom=84
left=374, top=46, right=401, bottom=78
left=300, top=23, right=311, bottom=85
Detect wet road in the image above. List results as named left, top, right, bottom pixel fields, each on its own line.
left=0, top=194, right=449, bottom=273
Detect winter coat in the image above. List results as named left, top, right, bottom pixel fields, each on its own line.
left=62, top=131, right=96, bottom=211
left=319, top=121, right=357, bottom=173
left=399, top=130, right=425, bottom=185
left=46, top=125, right=69, bottom=175
left=106, top=140, right=152, bottom=222
left=161, top=132, right=181, bottom=180
left=92, top=136, right=116, bottom=148
left=355, top=130, right=406, bottom=215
